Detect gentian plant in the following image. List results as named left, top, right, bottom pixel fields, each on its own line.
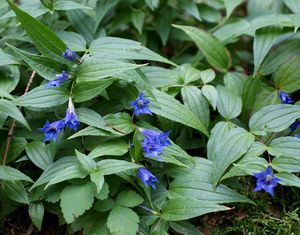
left=2, top=0, right=300, bottom=234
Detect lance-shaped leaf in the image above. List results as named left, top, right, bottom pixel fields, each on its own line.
left=268, top=137, right=300, bottom=159
left=253, top=27, right=281, bottom=74
left=25, top=141, right=53, bottom=170
left=0, top=165, right=33, bottom=182
left=6, top=44, right=66, bottom=80
left=150, top=89, right=208, bottom=136
left=216, top=85, right=242, bottom=120
left=173, top=25, right=231, bottom=72
left=161, top=198, right=229, bottom=221
left=89, top=36, right=175, bottom=66
left=75, top=58, right=145, bottom=82
left=0, top=99, right=30, bottom=130
left=169, top=158, right=252, bottom=204
left=249, top=104, right=300, bottom=135
left=212, top=127, right=255, bottom=187
left=6, top=0, right=66, bottom=57
left=15, top=85, right=69, bottom=108
left=273, top=55, right=300, bottom=92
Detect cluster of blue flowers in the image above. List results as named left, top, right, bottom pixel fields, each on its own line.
left=130, top=92, right=171, bottom=190
left=39, top=97, right=79, bottom=142
left=39, top=49, right=79, bottom=142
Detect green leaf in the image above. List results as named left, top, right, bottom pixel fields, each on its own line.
left=1, top=181, right=29, bottom=204
left=96, top=159, right=139, bottom=175
left=170, top=221, right=203, bottom=235
left=173, top=25, right=231, bottom=72
left=200, top=69, right=216, bottom=84
left=179, top=64, right=202, bottom=84
left=76, top=108, right=117, bottom=133
left=29, top=202, right=44, bottom=231
left=224, top=72, right=247, bottom=96
left=95, top=182, right=109, bottom=200
left=212, top=127, right=255, bottom=186
left=6, top=44, right=66, bottom=80
left=207, top=121, right=235, bottom=161
left=131, top=9, right=145, bottom=34
left=272, top=155, right=300, bottom=173
left=88, top=139, right=129, bottom=159
left=181, top=86, right=210, bottom=128
left=76, top=58, right=144, bottom=82
left=224, top=0, right=244, bottom=17
left=277, top=172, right=300, bottom=187
left=56, top=31, right=87, bottom=52
left=169, top=158, right=252, bottom=204
left=30, top=157, right=87, bottom=190
left=249, top=104, right=300, bottom=135
left=71, top=210, right=111, bottom=235
left=273, top=55, right=300, bottom=92
left=104, top=112, right=135, bottom=135
left=94, top=0, right=119, bottom=29
left=94, top=198, right=115, bottom=212
left=68, top=126, right=113, bottom=139
left=25, top=141, right=53, bottom=170
left=75, top=150, right=97, bottom=172
left=15, top=85, right=69, bottom=108
left=0, top=165, right=32, bottom=182
left=161, top=198, right=228, bottom=221
left=54, top=0, right=91, bottom=11
left=222, top=142, right=268, bottom=179
left=268, top=137, right=300, bottom=159
left=60, top=183, right=94, bottom=224
left=145, top=0, right=159, bottom=10
left=89, top=37, right=175, bottom=66
left=216, top=85, right=242, bottom=120
left=67, top=9, right=95, bottom=44
left=90, top=171, right=104, bottom=193
left=179, top=0, right=201, bottom=20
left=260, top=40, right=300, bottom=75
left=284, top=0, right=300, bottom=13
left=6, top=0, right=66, bottom=57
left=149, top=89, right=208, bottom=136
left=0, top=49, right=18, bottom=66
left=116, top=190, right=143, bottom=208
left=0, top=99, right=30, bottom=130
left=73, top=78, right=115, bottom=102
left=253, top=27, right=281, bottom=74
left=107, top=206, right=139, bottom=235
left=202, top=84, right=217, bottom=110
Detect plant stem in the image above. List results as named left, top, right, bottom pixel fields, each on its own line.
left=2, top=71, right=36, bottom=165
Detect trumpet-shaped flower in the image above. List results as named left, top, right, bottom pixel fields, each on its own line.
left=279, top=91, right=293, bottom=104
left=46, top=70, right=68, bottom=88
left=253, top=166, right=280, bottom=197
left=137, top=168, right=159, bottom=189
left=62, top=48, right=76, bottom=62
left=39, top=120, right=65, bottom=142
left=130, top=92, right=152, bottom=116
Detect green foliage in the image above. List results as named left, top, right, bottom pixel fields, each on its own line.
left=1, top=0, right=300, bottom=234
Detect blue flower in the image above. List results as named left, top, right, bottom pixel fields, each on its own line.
left=142, top=141, right=164, bottom=160
left=38, top=120, right=65, bottom=142
left=62, top=48, right=76, bottom=62
left=142, top=129, right=171, bottom=147
left=141, top=129, right=171, bottom=160
left=253, top=166, right=280, bottom=197
left=46, top=71, right=68, bottom=88
left=64, top=98, right=79, bottom=131
left=129, top=92, right=152, bottom=116
left=137, top=168, right=159, bottom=189
left=279, top=91, right=293, bottom=104
left=290, top=120, right=300, bottom=133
